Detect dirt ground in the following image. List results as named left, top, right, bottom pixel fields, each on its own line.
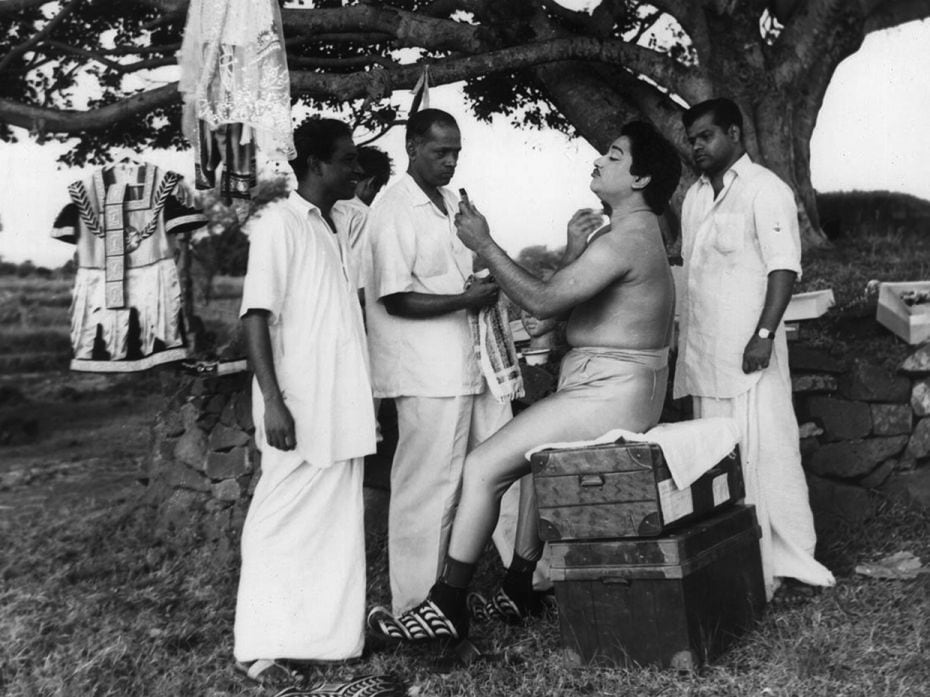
left=0, top=370, right=161, bottom=512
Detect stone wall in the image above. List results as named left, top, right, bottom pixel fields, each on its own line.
left=144, top=370, right=257, bottom=559
left=793, top=343, right=930, bottom=536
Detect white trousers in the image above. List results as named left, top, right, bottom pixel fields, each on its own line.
left=694, top=349, right=835, bottom=600
left=234, top=452, right=365, bottom=662
left=390, top=390, right=521, bottom=615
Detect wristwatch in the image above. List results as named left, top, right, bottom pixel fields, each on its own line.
left=756, top=327, right=774, bottom=340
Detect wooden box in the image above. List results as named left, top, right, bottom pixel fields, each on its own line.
left=876, top=281, right=930, bottom=345
left=549, top=504, right=765, bottom=670
left=783, top=289, right=835, bottom=322
left=530, top=441, right=743, bottom=540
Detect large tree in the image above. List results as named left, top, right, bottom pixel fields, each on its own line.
left=2, top=0, right=928, bottom=246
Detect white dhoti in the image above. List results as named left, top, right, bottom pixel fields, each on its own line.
left=390, top=389, right=529, bottom=615
left=234, top=451, right=365, bottom=662
left=693, top=349, right=835, bottom=600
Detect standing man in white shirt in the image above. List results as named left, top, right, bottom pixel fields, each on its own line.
left=366, top=109, right=522, bottom=616
left=233, top=119, right=379, bottom=688
left=333, top=146, right=393, bottom=295
left=674, top=98, right=835, bottom=602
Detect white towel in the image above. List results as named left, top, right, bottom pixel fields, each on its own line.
left=526, top=417, right=741, bottom=490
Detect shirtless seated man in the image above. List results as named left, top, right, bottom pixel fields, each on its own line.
left=369, top=120, right=682, bottom=641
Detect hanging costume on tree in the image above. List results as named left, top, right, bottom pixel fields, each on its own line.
left=177, top=0, right=295, bottom=203
left=52, top=162, right=206, bottom=372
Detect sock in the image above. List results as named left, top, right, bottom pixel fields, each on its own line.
left=502, top=552, right=540, bottom=612
left=438, top=555, right=476, bottom=589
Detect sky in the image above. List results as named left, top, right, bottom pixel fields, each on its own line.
left=1, top=19, right=928, bottom=268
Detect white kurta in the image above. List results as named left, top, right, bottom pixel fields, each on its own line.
left=234, top=191, right=376, bottom=661
left=674, top=155, right=834, bottom=599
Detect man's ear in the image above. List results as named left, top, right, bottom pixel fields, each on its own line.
left=727, top=124, right=742, bottom=143
left=405, top=138, right=418, bottom=160
left=632, top=174, right=652, bottom=191
left=306, top=154, right=324, bottom=176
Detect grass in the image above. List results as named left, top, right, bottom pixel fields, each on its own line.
left=795, top=226, right=930, bottom=369
left=1, top=492, right=929, bottom=697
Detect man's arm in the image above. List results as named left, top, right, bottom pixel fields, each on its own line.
left=742, top=269, right=796, bottom=373
left=382, top=280, right=500, bottom=318
left=455, top=201, right=626, bottom=319
left=242, top=310, right=296, bottom=451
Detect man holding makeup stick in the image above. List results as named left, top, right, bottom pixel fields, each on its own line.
left=365, top=108, right=530, bottom=618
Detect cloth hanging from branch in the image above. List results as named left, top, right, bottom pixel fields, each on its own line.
left=178, top=0, right=295, bottom=201
left=409, top=66, right=431, bottom=115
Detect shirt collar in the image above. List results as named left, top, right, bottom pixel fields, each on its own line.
left=288, top=189, right=321, bottom=217
left=400, top=172, right=449, bottom=208
left=698, top=152, right=752, bottom=187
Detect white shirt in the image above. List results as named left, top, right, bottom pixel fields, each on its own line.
left=240, top=191, right=376, bottom=465
left=366, top=174, right=484, bottom=398
left=674, top=154, right=801, bottom=399
left=332, top=195, right=370, bottom=291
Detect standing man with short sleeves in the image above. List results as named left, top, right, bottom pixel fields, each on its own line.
left=674, top=98, right=835, bottom=602
left=366, top=109, right=524, bottom=616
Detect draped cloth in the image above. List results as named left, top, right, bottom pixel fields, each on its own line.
left=178, top=0, right=294, bottom=199
left=694, top=348, right=835, bottom=600
left=468, top=291, right=525, bottom=403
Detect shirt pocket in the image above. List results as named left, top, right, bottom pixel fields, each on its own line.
left=712, top=213, right=746, bottom=255
left=413, top=238, right=449, bottom=279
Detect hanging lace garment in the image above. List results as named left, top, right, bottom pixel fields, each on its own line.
left=178, top=0, right=295, bottom=201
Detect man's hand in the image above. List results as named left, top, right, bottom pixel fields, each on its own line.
left=461, top=276, right=500, bottom=310
left=455, top=198, right=492, bottom=252
left=742, top=334, right=773, bottom=373
left=264, top=395, right=296, bottom=450
left=566, top=208, right=605, bottom=250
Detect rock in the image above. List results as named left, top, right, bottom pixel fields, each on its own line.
left=839, top=359, right=911, bottom=403
left=212, top=479, right=242, bottom=502
left=180, top=402, right=200, bottom=430
left=173, top=427, right=207, bottom=470
left=219, top=398, right=237, bottom=427
left=906, top=417, right=930, bottom=459
left=789, top=345, right=846, bottom=374
left=205, top=447, right=250, bottom=480
left=203, top=393, right=227, bottom=415
left=798, top=422, right=824, bottom=439
left=201, top=508, right=233, bottom=541
left=806, top=396, right=872, bottom=441
left=792, top=374, right=838, bottom=393
left=870, top=403, right=913, bottom=436
left=0, top=416, right=39, bottom=446
left=859, top=458, right=897, bottom=489
left=809, top=436, right=909, bottom=478
left=808, top=474, right=876, bottom=529
left=159, top=409, right=185, bottom=438
left=197, top=412, right=221, bottom=432
left=880, top=468, right=930, bottom=511
left=208, top=423, right=250, bottom=451
left=911, top=379, right=930, bottom=416
left=900, top=343, right=930, bottom=375
left=165, top=461, right=210, bottom=492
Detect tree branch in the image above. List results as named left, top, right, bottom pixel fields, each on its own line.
left=0, top=0, right=82, bottom=74
left=863, top=0, right=930, bottom=32
left=290, top=36, right=695, bottom=105
left=0, top=82, right=178, bottom=133
left=0, top=0, right=53, bottom=15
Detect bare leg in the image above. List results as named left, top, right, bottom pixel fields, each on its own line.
left=447, top=393, right=603, bottom=565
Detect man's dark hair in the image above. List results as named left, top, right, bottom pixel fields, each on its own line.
left=405, top=108, right=458, bottom=144
left=290, top=118, right=353, bottom=180
left=682, top=98, right=744, bottom=136
left=357, top=146, right=393, bottom=188
left=619, top=121, right=682, bottom=215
